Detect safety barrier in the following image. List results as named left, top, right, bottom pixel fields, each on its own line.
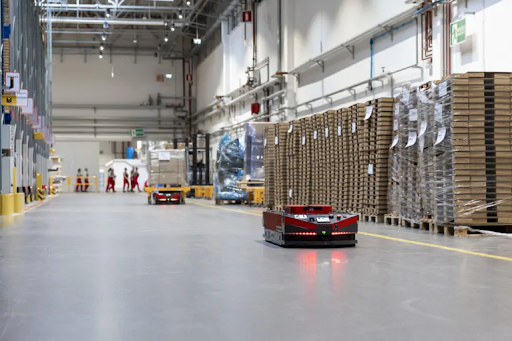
left=37, top=188, right=47, bottom=201
left=66, top=176, right=99, bottom=193
left=192, top=185, right=214, bottom=199
left=247, top=187, right=265, bottom=206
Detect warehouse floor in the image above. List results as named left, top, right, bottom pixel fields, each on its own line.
left=0, top=194, right=512, bottom=340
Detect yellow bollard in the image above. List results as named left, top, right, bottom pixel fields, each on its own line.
left=12, top=166, right=24, bottom=213
left=67, top=177, right=71, bottom=192
left=36, top=173, right=44, bottom=201
left=95, top=176, right=98, bottom=193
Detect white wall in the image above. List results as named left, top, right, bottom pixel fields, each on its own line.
left=53, top=141, right=100, bottom=180
left=195, top=0, right=510, bottom=146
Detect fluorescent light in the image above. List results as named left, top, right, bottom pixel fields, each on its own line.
left=164, top=35, right=169, bottom=42
left=100, top=44, right=104, bottom=51
left=186, top=1, right=191, bottom=5
left=105, top=9, right=111, bottom=18
left=133, top=39, right=138, bottom=43
left=99, top=51, right=103, bottom=59
left=165, top=74, right=173, bottom=79
left=101, top=33, right=106, bottom=41
left=171, top=23, right=176, bottom=31
left=178, top=10, right=183, bottom=19
left=193, top=38, right=201, bottom=45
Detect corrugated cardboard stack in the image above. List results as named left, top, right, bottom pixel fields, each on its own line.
left=298, top=117, right=312, bottom=205
left=310, top=114, right=323, bottom=205
left=274, top=122, right=289, bottom=209
left=398, top=88, right=422, bottom=223
left=341, top=108, right=352, bottom=212
left=264, top=124, right=276, bottom=209
left=323, top=111, right=337, bottom=206
left=286, top=120, right=302, bottom=205
left=147, top=149, right=188, bottom=187
left=387, top=100, right=400, bottom=216
left=332, top=110, right=344, bottom=212
left=418, top=82, right=436, bottom=218
left=364, top=98, right=394, bottom=216
left=354, top=104, right=366, bottom=213
left=450, top=72, right=512, bottom=225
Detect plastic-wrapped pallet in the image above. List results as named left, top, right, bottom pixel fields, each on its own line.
left=417, top=82, right=436, bottom=218
left=398, top=87, right=422, bottom=224
left=243, top=122, right=274, bottom=181
left=147, top=149, right=188, bottom=187
left=387, top=100, right=400, bottom=217
left=214, top=134, right=248, bottom=201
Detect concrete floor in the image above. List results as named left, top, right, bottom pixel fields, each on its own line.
left=1, top=194, right=512, bottom=341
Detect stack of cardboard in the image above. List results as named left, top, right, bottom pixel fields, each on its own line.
left=449, top=72, right=512, bottom=225
left=274, top=123, right=289, bottom=209
left=341, top=108, right=352, bottom=212
left=286, top=120, right=302, bottom=205
left=298, top=117, right=312, bottom=205
left=264, top=125, right=276, bottom=209
left=147, top=149, right=188, bottom=187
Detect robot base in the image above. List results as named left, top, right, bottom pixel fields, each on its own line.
left=264, top=229, right=357, bottom=248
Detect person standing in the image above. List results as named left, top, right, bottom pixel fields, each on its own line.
left=76, top=168, right=83, bottom=192
left=130, top=168, right=135, bottom=192
left=132, top=167, right=141, bottom=192
left=84, top=168, right=90, bottom=192
left=106, top=168, right=116, bottom=193
left=123, top=168, right=130, bottom=192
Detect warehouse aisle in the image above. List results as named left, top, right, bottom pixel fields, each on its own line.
left=1, top=194, right=512, bottom=341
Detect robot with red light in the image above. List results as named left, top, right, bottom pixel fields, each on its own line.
left=263, top=205, right=358, bottom=247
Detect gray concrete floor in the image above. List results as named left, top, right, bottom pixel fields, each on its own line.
left=1, top=194, right=512, bottom=341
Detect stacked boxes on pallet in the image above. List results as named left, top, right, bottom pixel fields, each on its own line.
left=418, top=82, right=436, bottom=218
left=263, top=125, right=275, bottom=209
left=274, top=123, right=289, bottom=209
left=387, top=101, right=401, bottom=217
left=449, top=72, right=512, bottom=225
left=398, top=89, right=422, bottom=224
left=286, top=120, right=302, bottom=205
left=342, top=108, right=353, bottom=212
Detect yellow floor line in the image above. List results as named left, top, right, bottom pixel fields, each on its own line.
left=192, top=202, right=512, bottom=263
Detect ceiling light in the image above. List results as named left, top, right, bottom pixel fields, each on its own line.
left=100, top=44, right=104, bottom=51
left=165, top=74, right=173, bottom=79
left=133, top=39, right=138, bottom=44
left=164, top=21, right=168, bottom=27
left=99, top=51, right=103, bottom=59
left=105, top=9, right=111, bottom=18
left=186, top=0, right=191, bottom=5
left=171, top=23, right=176, bottom=31
left=193, top=38, right=201, bottom=45
left=101, top=33, right=106, bottom=41
left=178, top=10, right=183, bottom=19
left=164, top=35, right=169, bottom=43
left=103, top=21, right=109, bottom=29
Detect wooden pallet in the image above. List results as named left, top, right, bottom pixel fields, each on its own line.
left=384, top=214, right=400, bottom=226
left=400, top=218, right=420, bottom=229
left=362, top=214, right=384, bottom=223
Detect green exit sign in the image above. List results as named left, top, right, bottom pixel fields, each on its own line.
left=131, top=128, right=144, bottom=137
left=450, top=18, right=466, bottom=47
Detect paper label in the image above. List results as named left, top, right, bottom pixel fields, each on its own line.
left=406, top=132, right=417, bottom=147
left=394, top=103, right=399, bottom=117
left=264, top=138, right=267, bottom=146
left=289, top=189, right=293, bottom=198
left=390, top=135, right=399, bottom=149
left=419, top=121, right=427, bottom=137
left=365, top=105, right=373, bottom=120
left=409, top=109, right=418, bottom=122
left=435, top=103, right=443, bottom=122
left=419, top=135, right=425, bottom=152
left=352, top=122, right=356, bottom=133
left=368, top=164, right=374, bottom=175
left=302, top=136, right=305, bottom=145
left=393, top=119, right=398, bottom=131
left=439, top=81, right=447, bottom=97
left=158, top=151, right=171, bottom=160
left=288, top=124, right=293, bottom=133
left=313, top=130, right=317, bottom=140
left=402, top=88, right=410, bottom=104
left=434, top=127, right=447, bottom=146
left=275, top=136, right=278, bottom=145
left=338, top=126, right=341, bottom=136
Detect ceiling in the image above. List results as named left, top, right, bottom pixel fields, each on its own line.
left=40, top=0, right=235, bottom=58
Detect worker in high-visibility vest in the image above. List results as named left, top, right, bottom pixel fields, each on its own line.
left=123, top=168, right=130, bottom=192
left=76, top=168, right=83, bottom=192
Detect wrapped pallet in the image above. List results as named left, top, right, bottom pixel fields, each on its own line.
left=243, top=122, right=274, bottom=181
left=214, top=134, right=248, bottom=201
left=147, top=149, right=188, bottom=187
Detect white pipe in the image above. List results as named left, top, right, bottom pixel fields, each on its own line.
left=260, top=89, right=286, bottom=103
left=39, top=3, right=185, bottom=10
left=40, top=17, right=167, bottom=26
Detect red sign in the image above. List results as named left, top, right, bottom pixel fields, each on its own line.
left=156, top=74, right=164, bottom=82
left=186, top=74, right=193, bottom=82
left=242, top=11, right=252, bottom=23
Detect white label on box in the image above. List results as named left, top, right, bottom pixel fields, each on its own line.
left=352, top=122, right=356, bottom=133
left=419, top=121, right=427, bottom=137
left=314, top=130, right=317, bottom=139
left=402, top=88, right=410, bottom=104
left=302, top=136, right=305, bottom=145
left=406, top=132, right=417, bottom=147
left=16, top=89, right=28, bottom=107
left=289, top=189, right=293, bottom=198
left=390, top=135, right=399, bottom=149
left=275, top=136, right=279, bottom=145
left=434, top=127, right=447, bottom=146
left=394, top=103, right=399, bottom=117
left=364, top=105, right=373, bottom=120
left=409, top=109, right=418, bottom=122
left=419, top=135, right=425, bottom=152
left=325, top=127, right=329, bottom=137
left=439, top=81, right=448, bottom=97
left=158, top=151, right=171, bottom=160
left=288, top=124, right=293, bottom=133
left=264, top=138, right=267, bottom=146
left=368, top=164, right=374, bottom=175
left=21, top=98, right=34, bottom=115
left=5, top=72, right=20, bottom=93
left=435, top=103, right=443, bottom=122
left=393, top=119, right=398, bottom=131
left=338, top=126, right=341, bottom=136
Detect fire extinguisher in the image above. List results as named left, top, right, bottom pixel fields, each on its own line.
left=251, top=102, right=260, bottom=115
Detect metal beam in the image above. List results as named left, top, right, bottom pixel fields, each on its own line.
left=53, top=104, right=183, bottom=110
